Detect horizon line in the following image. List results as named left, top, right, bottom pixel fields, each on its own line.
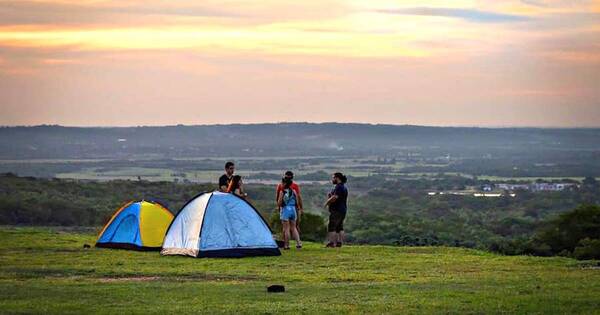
left=1, top=122, right=600, bottom=129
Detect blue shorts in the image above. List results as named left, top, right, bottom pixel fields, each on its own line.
left=280, top=206, right=297, bottom=221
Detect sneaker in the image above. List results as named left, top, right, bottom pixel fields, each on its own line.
left=296, top=243, right=302, bottom=249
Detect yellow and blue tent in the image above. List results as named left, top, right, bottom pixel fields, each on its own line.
left=96, top=200, right=174, bottom=251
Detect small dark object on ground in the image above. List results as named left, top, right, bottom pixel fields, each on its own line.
left=276, top=240, right=285, bottom=248
left=267, top=285, right=285, bottom=293
left=83, top=244, right=91, bottom=248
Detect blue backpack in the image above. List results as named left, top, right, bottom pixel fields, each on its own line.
left=282, top=188, right=297, bottom=207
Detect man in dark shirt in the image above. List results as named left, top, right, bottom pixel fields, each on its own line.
left=219, top=161, right=235, bottom=192
left=324, top=172, right=348, bottom=248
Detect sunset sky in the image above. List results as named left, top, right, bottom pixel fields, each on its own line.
left=0, top=0, right=599, bottom=127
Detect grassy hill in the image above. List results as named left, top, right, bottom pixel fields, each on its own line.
left=1, top=227, right=599, bottom=314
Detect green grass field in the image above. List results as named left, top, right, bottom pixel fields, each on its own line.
left=1, top=227, right=599, bottom=314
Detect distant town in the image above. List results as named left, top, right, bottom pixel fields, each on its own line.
left=489, top=182, right=578, bottom=192
left=428, top=181, right=579, bottom=198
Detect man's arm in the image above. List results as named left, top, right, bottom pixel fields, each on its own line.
left=277, top=190, right=284, bottom=208
left=275, top=184, right=281, bottom=203
left=219, top=176, right=228, bottom=192
left=324, top=194, right=338, bottom=208
left=295, top=186, right=304, bottom=211
left=324, top=185, right=341, bottom=208
left=296, top=192, right=304, bottom=211
left=237, top=182, right=248, bottom=198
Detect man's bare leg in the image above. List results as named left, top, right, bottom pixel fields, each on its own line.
left=336, top=231, right=345, bottom=247
left=326, top=232, right=337, bottom=247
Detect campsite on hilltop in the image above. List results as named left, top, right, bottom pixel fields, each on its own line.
left=2, top=0, right=600, bottom=311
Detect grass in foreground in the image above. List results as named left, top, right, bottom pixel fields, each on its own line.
left=0, top=227, right=599, bottom=314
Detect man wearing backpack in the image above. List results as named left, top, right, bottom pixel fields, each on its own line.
left=219, top=161, right=235, bottom=192
left=275, top=171, right=303, bottom=231
left=277, top=176, right=302, bottom=250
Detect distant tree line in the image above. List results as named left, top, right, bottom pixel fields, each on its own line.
left=1, top=173, right=599, bottom=259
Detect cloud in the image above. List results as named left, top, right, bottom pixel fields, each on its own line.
left=520, top=0, right=549, bottom=8
left=0, top=0, right=349, bottom=27
left=0, top=0, right=241, bottom=26
left=375, top=7, right=531, bottom=23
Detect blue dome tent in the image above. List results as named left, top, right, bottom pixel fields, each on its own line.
left=161, top=192, right=280, bottom=258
